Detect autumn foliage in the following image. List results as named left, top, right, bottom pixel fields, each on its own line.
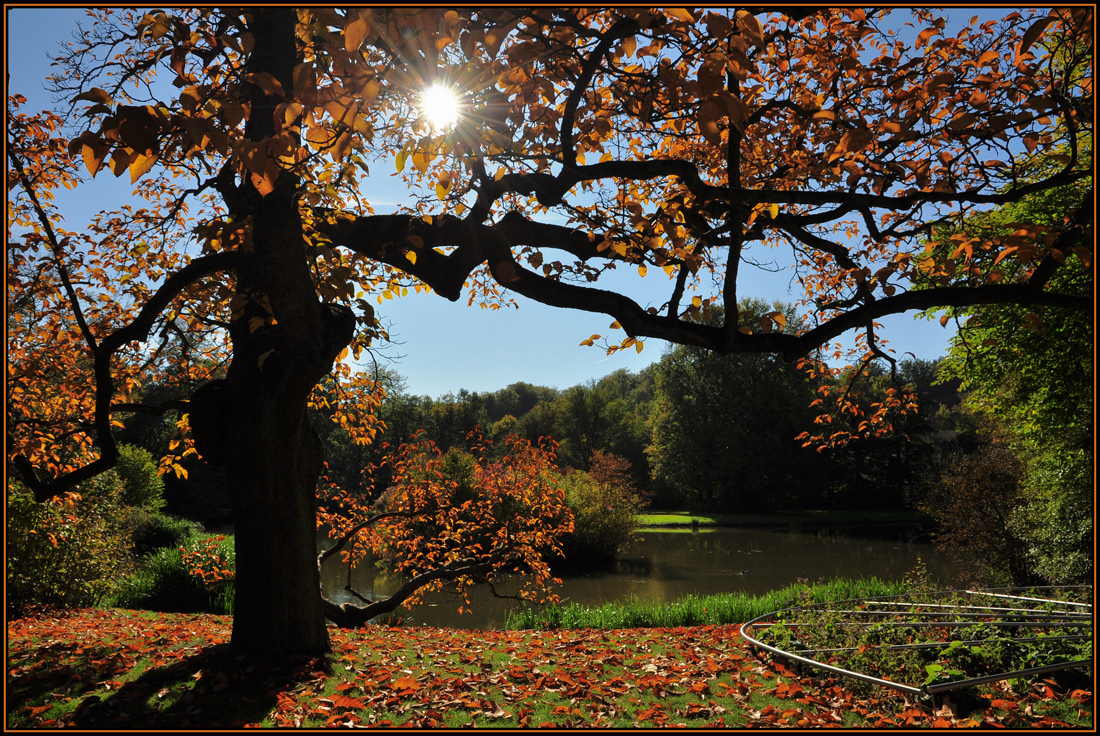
left=317, top=432, right=572, bottom=623
left=6, top=7, right=1092, bottom=655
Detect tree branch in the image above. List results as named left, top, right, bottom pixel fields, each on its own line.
left=8, top=148, right=99, bottom=351
left=321, top=556, right=498, bottom=628
left=13, top=251, right=242, bottom=502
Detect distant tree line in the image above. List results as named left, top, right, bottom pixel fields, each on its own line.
left=310, top=299, right=967, bottom=517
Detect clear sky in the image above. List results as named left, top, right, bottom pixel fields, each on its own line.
left=7, top=7, right=957, bottom=398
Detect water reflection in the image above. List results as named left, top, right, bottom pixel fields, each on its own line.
left=318, top=524, right=958, bottom=630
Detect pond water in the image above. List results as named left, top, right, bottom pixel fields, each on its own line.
left=318, top=521, right=959, bottom=630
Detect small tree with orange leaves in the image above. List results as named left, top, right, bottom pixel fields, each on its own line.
left=317, top=432, right=573, bottom=626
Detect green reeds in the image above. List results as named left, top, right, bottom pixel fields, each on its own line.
left=505, top=577, right=905, bottom=630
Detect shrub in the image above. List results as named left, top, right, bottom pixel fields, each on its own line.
left=1019, top=447, right=1093, bottom=584
left=919, top=444, right=1040, bottom=586
left=558, top=451, right=643, bottom=562
left=121, top=507, right=202, bottom=556
left=114, top=444, right=166, bottom=510
left=6, top=477, right=132, bottom=615
left=107, top=533, right=235, bottom=615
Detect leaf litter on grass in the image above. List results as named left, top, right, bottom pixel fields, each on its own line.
left=6, top=608, right=1093, bottom=728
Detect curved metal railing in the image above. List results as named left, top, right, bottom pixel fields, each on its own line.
left=740, top=586, right=1093, bottom=697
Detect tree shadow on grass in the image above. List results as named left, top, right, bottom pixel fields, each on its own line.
left=67, top=644, right=329, bottom=729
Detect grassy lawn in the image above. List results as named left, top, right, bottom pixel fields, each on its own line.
left=7, top=608, right=1092, bottom=729
left=637, top=509, right=935, bottom=528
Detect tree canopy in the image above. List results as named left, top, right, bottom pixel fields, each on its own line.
left=7, top=7, right=1092, bottom=656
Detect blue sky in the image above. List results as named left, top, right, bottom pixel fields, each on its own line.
left=7, top=8, right=957, bottom=398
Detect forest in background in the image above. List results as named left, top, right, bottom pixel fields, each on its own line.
left=115, top=303, right=964, bottom=527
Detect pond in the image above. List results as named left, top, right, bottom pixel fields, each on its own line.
left=318, top=520, right=960, bottom=630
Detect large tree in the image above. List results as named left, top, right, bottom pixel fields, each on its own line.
left=648, top=300, right=817, bottom=511
left=7, top=8, right=1092, bottom=656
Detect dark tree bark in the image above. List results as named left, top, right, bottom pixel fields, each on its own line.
left=211, top=7, right=352, bottom=657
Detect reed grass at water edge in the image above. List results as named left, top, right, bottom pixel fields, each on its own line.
left=505, top=577, right=905, bottom=630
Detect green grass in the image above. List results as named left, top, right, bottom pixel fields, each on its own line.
left=505, top=577, right=904, bottom=630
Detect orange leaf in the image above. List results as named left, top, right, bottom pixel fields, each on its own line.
left=81, top=141, right=109, bottom=177
left=250, top=170, right=275, bottom=197
left=246, top=72, right=285, bottom=98
left=71, top=87, right=114, bottom=105
left=345, top=17, right=371, bottom=52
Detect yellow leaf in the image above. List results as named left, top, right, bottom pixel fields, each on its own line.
left=246, top=72, right=285, bottom=98
left=635, top=340, right=644, bottom=354
left=638, top=264, right=647, bottom=277
left=610, top=320, right=621, bottom=329
left=623, top=35, right=637, bottom=57
left=838, top=128, right=873, bottom=155
left=128, top=151, right=158, bottom=183
left=494, top=168, right=506, bottom=181
left=1017, top=16, right=1054, bottom=59
left=406, top=250, right=417, bottom=265
left=735, top=10, right=765, bottom=47
left=81, top=142, right=108, bottom=177
left=768, top=203, right=779, bottom=219
left=667, top=8, right=695, bottom=23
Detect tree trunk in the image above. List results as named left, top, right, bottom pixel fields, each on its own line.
left=206, top=6, right=352, bottom=658
left=223, top=366, right=330, bottom=656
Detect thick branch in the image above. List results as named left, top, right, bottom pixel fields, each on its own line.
left=334, top=210, right=1089, bottom=363
left=467, top=153, right=1091, bottom=228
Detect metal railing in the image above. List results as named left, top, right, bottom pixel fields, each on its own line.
left=739, top=586, right=1093, bottom=698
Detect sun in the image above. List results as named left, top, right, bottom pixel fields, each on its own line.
left=421, top=83, right=463, bottom=133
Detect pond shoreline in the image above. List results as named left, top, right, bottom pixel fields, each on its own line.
left=637, top=509, right=937, bottom=529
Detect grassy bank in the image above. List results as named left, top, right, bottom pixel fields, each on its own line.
left=7, top=608, right=1090, bottom=729
left=505, top=577, right=904, bottom=630
left=637, top=509, right=935, bottom=528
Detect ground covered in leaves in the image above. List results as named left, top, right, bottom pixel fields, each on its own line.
left=7, top=608, right=1092, bottom=728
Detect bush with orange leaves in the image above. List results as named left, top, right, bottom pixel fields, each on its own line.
left=318, top=431, right=574, bottom=622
